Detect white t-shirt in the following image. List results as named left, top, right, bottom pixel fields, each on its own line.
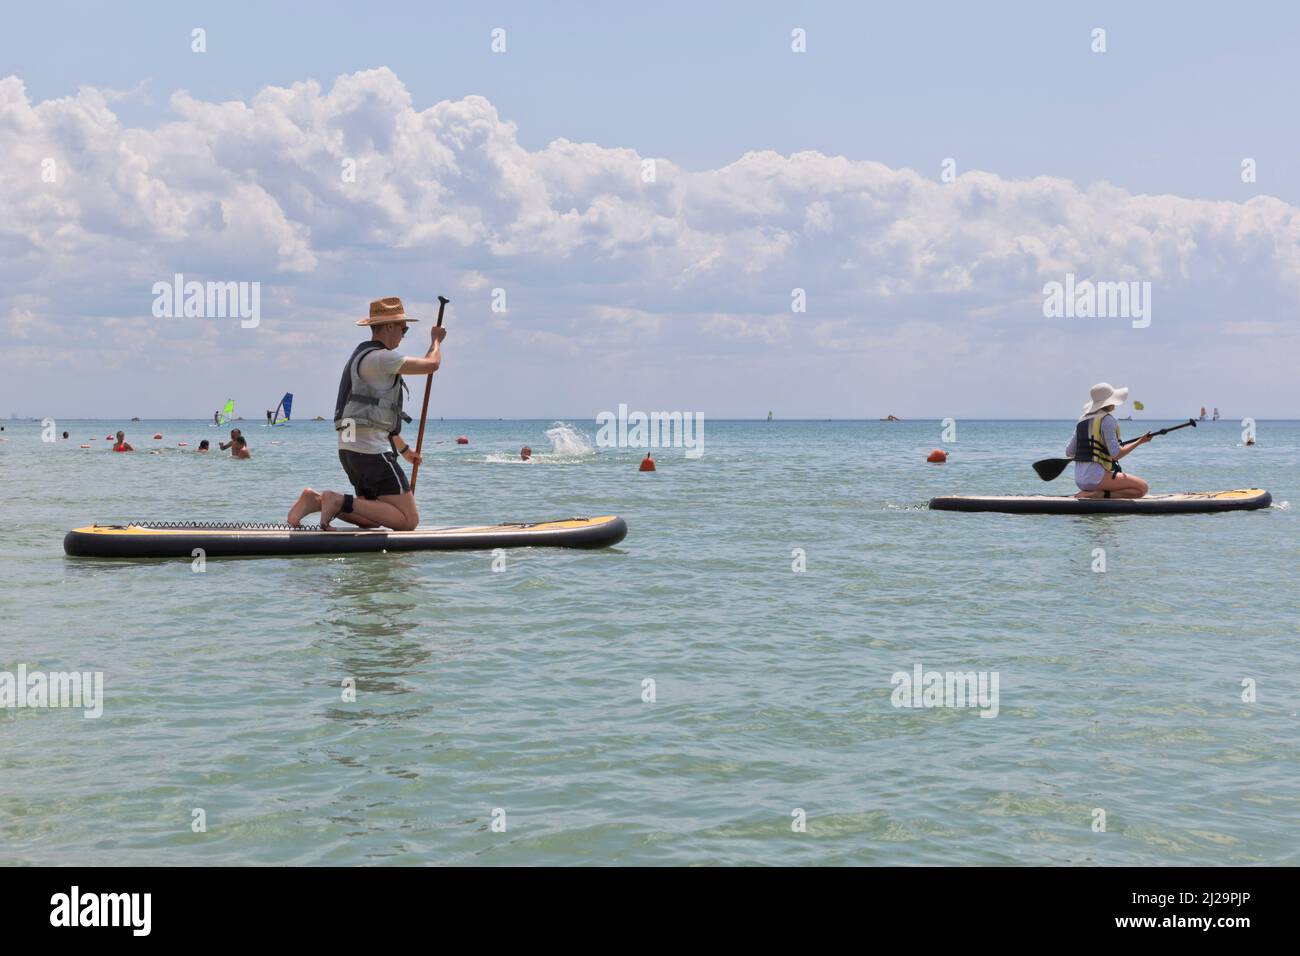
left=338, top=346, right=408, bottom=455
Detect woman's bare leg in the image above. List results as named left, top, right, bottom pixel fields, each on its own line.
left=1077, top=471, right=1149, bottom=499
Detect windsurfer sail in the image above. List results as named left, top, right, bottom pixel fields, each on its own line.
left=271, top=392, right=293, bottom=426
left=215, top=399, right=235, bottom=425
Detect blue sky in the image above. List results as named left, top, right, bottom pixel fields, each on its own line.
left=2, top=1, right=1298, bottom=418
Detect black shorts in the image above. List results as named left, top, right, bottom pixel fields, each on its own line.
left=338, top=449, right=409, bottom=500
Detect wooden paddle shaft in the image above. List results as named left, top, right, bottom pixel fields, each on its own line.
left=410, top=296, right=448, bottom=492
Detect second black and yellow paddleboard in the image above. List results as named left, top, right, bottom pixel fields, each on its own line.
left=929, top=489, right=1271, bottom=515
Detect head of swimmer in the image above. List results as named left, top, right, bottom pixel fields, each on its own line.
left=520, top=446, right=532, bottom=461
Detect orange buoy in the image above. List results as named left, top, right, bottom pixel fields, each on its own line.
left=177, top=442, right=189, bottom=447
left=927, top=449, right=948, bottom=463
left=105, top=435, right=113, bottom=440
left=80, top=444, right=90, bottom=448
left=639, top=452, right=656, bottom=472
left=456, top=436, right=469, bottom=445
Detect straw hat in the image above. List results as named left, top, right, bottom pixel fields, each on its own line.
left=356, top=297, right=420, bottom=326
left=1080, top=382, right=1129, bottom=419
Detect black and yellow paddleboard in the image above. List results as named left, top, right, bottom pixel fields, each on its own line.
left=929, top=489, right=1271, bottom=515
left=64, top=516, right=627, bottom=558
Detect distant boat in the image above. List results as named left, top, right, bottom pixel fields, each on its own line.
left=130, top=416, right=140, bottom=422
left=312, top=415, right=325, bottom=421
left=880, top=414, right=902, bottom=422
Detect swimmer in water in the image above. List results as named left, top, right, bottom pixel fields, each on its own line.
left=219, top=428, right=242, bottom=452
left=197, top=439, right=210, bottom=452
left=231, top=435, right=251, bottom=459
left=521, top=446, right=532, bottom=461
left=112, top=431, right=134, bottom=452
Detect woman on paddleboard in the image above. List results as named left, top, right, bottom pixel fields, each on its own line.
left=287, top=297, right=445, bottom=530
left=1065, top=383, right=1151, bottom=499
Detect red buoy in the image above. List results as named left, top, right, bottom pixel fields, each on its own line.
left=153, top=433, right=163, bottom=440
left=927, top=449, right=948, bottom=463
left=639, top=453, right=656, bottom=472
left=456, top=436, right=468, bottom=445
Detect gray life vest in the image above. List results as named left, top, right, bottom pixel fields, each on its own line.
left=334, top=340, right=408, bottom=435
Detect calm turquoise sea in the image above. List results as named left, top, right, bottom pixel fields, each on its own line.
left=1, top=417, right=1297, bottom=865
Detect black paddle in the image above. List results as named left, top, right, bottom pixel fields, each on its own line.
left=1032, top=418, right=1197, bottom=481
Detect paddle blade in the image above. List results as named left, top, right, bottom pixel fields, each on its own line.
left=1032, top=457, right=1071, bottom=481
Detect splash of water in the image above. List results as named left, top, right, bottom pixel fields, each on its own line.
left=544, top=422, right=594, bottom=457
left=480, top=423, right=596, bottom=464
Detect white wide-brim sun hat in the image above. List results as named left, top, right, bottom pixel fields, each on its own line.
left=1080, top=382, right=1129, bottom=419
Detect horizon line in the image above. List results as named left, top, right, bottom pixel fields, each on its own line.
left=5, top=416, right=1292, bottom=423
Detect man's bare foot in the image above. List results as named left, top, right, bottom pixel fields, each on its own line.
left=287, top=488, right=322, bottom=527
left=319, top=490, right=345, bottom=529
left=1075, top=490, right=1103, bottom=499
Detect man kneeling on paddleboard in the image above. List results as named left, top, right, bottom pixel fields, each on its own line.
left=1066, top=383, right=1152, bottom=499
left=288, top=296, right=445, bottom=530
